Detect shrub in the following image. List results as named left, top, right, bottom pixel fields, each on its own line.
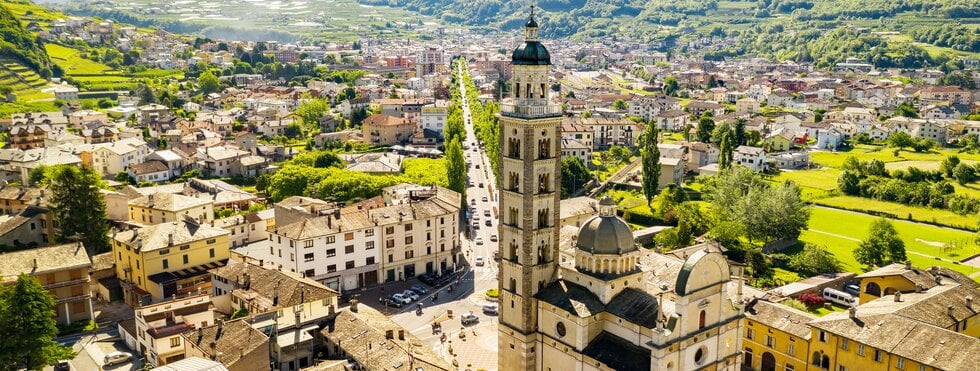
left=797, top=291, right=825, bottom=307
left=782, top=299, right=808, bottom=312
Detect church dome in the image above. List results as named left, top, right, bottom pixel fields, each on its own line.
left=576, top=197, right=637, bottom=255
left=512, top=41, right=551, bottom=66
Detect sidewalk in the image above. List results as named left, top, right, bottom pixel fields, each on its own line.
left=433, top=321, right=499, bottom=371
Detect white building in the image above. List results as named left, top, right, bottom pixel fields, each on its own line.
left=420, top=100, right=449, bottom=138
left=734, top=145, right=767, bottom=172
left=128, top=293, right=215, bottom=367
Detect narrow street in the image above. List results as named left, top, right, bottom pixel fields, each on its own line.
left=383, top=62, right=501, bottom=371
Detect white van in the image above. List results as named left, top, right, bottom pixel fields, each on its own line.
left=822, top=287, right=857, bottom=307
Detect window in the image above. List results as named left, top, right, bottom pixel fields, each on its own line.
left=162, top=259, right=168, bottom=269
left=344, top=232, right=354, bottom=241
left=819, top=331, right=828, bottom=343
left=159, top=249, right=171, bottom=255
left=746, top=328, right=755, bottom=340
left=206, top=239, right=216, bottom=244
left=326, top=236, right=335, bottom=244
left=699, top=310, right=706, bottom=329
left=405, top=250, right=414, bottom=259
left=170, top=337, right=180, bottom=347
left=209, top=248, right=215, bottom=258
left=405, top=224, right=413, bottom=231
left=304, top=253, right=314, bottom=262
left=919, top=365, right=926, bottom=371
left=385, top=226, right=394, bottom=234
left=180, top=245, right=190, bottom=251
left=838, top=367, right=848, bottom=371
left=304, top=240, right=314, bottom=248
left=289, top=253, right=294, bottom=262
left=304, top=269, right=315, bottom=278
left=841, top=338, right=849, bottom=351
left=136, top=261, right=140, bottom=269
left=405, top=236, right=413, bottom=244
left=326, top=248, right=336, bottom=257
left=857, top=344, right=865, bottom=356
left=366, top=241, right=375, bottom=250
left=874, top=350, right=883, bottom=362
left=346, top=260, right=355, bottom=269
left=365, top=229, right=374, bottom=237
left=366, top=257, right=375, bottom=265
left=345, top=245, right=355, bottom=254
left=787, top=343, right=795, bottom=357
left=388, top=255, right=393, bottom=263
left=327, top=265, right=336, bottom=273
left=786, top=365, right=794, bottom=371
left=897, top=357, right=905, bottom=369
left=386, top=239, right=395, bottom=248
left=766, top=335, right=775, bottom=348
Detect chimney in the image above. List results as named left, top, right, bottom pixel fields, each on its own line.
left=259, top=259, right=264, bottom=267
left=947, top=304, right=954, bottom=317
left=398, top=329, right=405, bottom=340
left=935, top=276, right=942, bottom=285
left=386, top=330, right=394, bottom=339
left=905, top=260, right=911, bottom=269
left=916, top=284, right=924, bottom=293
left=168, top=233, right=174, bottom=246
left=848, top=307, right=857, bottom=319
left=350, top=299, right=359, bottom=312
left=328, top=305, right=335, bottom=317
left=32, top=258, right=37, bottom=270
left=894, top=291, right=902, bottom=302
left=148, top=193, right=155, bottom=205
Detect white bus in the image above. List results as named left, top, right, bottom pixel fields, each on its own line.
left=822, top=287, right=857, bottom=307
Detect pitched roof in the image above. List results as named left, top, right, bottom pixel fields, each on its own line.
left=181, top=319, right=269, bottom=369
left=129, top=192, right=212, bottom=211
left=113, top=220, right=229, bottom=252
left=0, top=243, right=91, bottom=279
left=320, top=306, right=452, bottom=370
left=744, top=299, right=815, bottom=339
left=130, top=160, right=170, bottom=175
left=209, top=259, right=338, bottom=309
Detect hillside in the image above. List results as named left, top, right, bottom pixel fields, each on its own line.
left=362, top=0, right=979, bottom=67
left=0, top=2, right=51, bottom=78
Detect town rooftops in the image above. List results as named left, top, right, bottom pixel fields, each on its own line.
left=129, top=160, right=170, bottom=176
left=0, top=243, right=92, bottom=279
left=129, top=192, right=211, bottom=211
left=362, top=114, right=413, bottom=127
left=320, top=305, right=452, bottom=370
left=275, top=210, right=375, bottom=240
left=209, top=259, right=338, bottom=309
left=744, top=299, right=815, bottom=339
left=181, top=318, right=269, bottom=369
left=114, top=219, right=229, bottom=252
left=856, top=263, right=972, bottom=290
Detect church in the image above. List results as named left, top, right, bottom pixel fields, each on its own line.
left=496, top=8, right=745, bottom=371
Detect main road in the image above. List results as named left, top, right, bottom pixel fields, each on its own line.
left=385, top=62, right=500, bottom=369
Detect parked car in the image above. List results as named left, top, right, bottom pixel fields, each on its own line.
left=419, top=273, right=437, bottom=286
left=392, top=293, right=411, bottom=304
left=483, top=304, right=499, bottom=315
left=411, top=285, right=428, bottom=294
left=54, top=361, right=71, bottom=371
left=460, top=312, right=480, bottom=326
left=475, top=256, right=485, bottom=266
left=476, top=164, right=481, bottom=169
left=843, top=284, right=860, bottom=296
left=383, top=297, right=404, bottom=308
left=475, top=237, right=484, bottom=245
left=104, top=352, right=132, bottom=366
left=403, top=290, right=420, bottom=302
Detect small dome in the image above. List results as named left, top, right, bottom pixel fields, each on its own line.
left=576, top=197, right=636, bottom=255
left=525, top=16, right=538, bottom=28
left=511, top=41, right=551, bottom=66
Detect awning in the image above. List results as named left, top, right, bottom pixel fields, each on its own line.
left=148, top=259, right=228, bottom=284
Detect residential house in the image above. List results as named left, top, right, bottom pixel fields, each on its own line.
left=127, top=293, right=215, bottom=367
left=736, top=98, right=760, bottom=115
left=653, top=110, right=689, bottom=131
left=197, top=147, right=250, bottom=178
left=362, top=114, right=415, bottom=146
left=419, top=100, right=448, bottom=138
left=180, top=318, right=269, bottom=371
left=129, top=160, right=171, bottom=183
left=0, top=205, right=54, bottom=248
left=79, top=137, right=152, bottom=178
left=318, top=304, right=452, bottom=370
left=628, top=95, right=681, bottom=122
left=687, top=100, right=726, bottom=118
left=0, top=243, right=93, bottom=325
left=112, top=219, right=230, bottom=305
left=560, top=119, right=594, bottom=149
left=764, top=128, right=795, bottom=152
left=560, top=138, right=592, bottom=165
left=128, top=192, right=215, bottom=225
left=735, top=146, right=767, bottom=172
left=815, top=128, right=845, bottom=150
left=683, top=141, right=720, bottom=173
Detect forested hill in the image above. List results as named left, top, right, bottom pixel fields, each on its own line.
left=0, top=2, right=51, bottom=77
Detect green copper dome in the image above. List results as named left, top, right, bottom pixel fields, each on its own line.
left=512, top=41, right=551, bottom=66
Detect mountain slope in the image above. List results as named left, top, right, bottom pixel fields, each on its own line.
left=0, top=2, right=51, bottom=77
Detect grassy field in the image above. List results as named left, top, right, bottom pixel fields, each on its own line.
left=799, top=207, right=979, bottom=277
left=811, top=146, right=980, bottom=169
left=45, top=44, right=113, bottom=75
left=813, top=196, right=977, bottom=231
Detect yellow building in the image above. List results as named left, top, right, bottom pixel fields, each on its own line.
left=855, top=262, right=967, bottom=304
left=742, top=299, right=814, bottom=371
left=0, top=243, right=93, bottom=325
left=128, top=192, right=214, bottom=225
left=112, top=219, right=229, bottom=305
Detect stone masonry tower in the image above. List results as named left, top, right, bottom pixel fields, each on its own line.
left=497, top=6, right=562, bottom=371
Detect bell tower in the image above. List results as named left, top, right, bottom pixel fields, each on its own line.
left=497, top=6, right=562, bottom=371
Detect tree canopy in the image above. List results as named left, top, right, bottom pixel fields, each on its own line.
left=0, top=274, right=74, bottom=369
left=854, top=218, right=907, bottom=267
left=48, top=166, right=110, bottom=254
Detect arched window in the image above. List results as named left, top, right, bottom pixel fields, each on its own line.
left=538, top=138, right=551, bottom=159
left=538, top=173, right=550, bottom=193
left=540, top=83, right=547, bottom=99
left=811, top=352, right=821, bottom=366
left=508, top=138, right=521, bottom=158
left=515, top=83, right=520, bottom=99
left=509, top=240, right=518, bottom=263
left=821, top=355, right=830, bottom=369
left=698, top=310, right=706, bottom=329
left=509, top=172, right=520, bottom=191
left=509, top=278, right=517, bottom=292
left=526, top=83, right=532, bottom=99
left=865, top=282, right=881, bottom=296
left=537, top=208, right=550, bottom=228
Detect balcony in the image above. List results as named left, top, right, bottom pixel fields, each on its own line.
left=55, top=293, right=91, bottom=305
left=500, top=103, right=562, bottom=119
left=44, top=277, right=90, bottom=290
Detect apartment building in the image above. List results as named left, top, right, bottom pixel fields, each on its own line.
left=128, top=192, right=215, bottom=225
left=128, top=293, right=215, bottom=367
left=112, top=219, right=230, bottom=305
left=0, top=243, right=93, bottom=325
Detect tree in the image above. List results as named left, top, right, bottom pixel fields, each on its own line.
left=940, top=155, right=960, bottom=178
left=608, top=145, right=632, bottom=164
left=612, top=99, right=627, bottom=110
left=895, top=102, right=919, bottom=118
left=718, top=131, right=734, bottom=170
left=48, top=166, right=110, bottom=254
left=444, top=109, right=465, bottom=144
left=886, top=131, right=915, bottom=150
left=953, top=162, right=976, bottom=184
left=837, top=171, right=860, bottom=195
left=797, top=291, right=825, bottom=307
left=663, top=76, right=680, bottom=97
left=114, top=171, right=136, bottom=185
left=696, top=112, right=715, bottom=143
left=313, top=152, right=342, bottom=168
left=295, top=98, right=330, bottom=131
left=854, top=218, right=906, bottom=267
left=733, top=119, right=746, bottom=145
left=789, top=244, right=841, bottom=276
left=561, top=156, right=590, bottom=198
left=283, top=123, right=303, bottom=139
left=0, top=275, right=74, bottom=369
left=445, top=137, right=466, bottom=204
left=746, top=249, right=773, bottom=279
left=641, top=124, right=661, bottom=206
left=197, top=70, right=221, bottom=95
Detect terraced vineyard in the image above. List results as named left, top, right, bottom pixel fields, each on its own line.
left=0, top=58, right=53, bottom=102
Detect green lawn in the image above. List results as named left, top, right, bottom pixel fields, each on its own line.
left=799, top=207, right=979, bottom=277
left=811, top=146, right=980, bottom=169
left=45, top=44, right=114, bottom=75
left=814, top=196, right=977, bottom=231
